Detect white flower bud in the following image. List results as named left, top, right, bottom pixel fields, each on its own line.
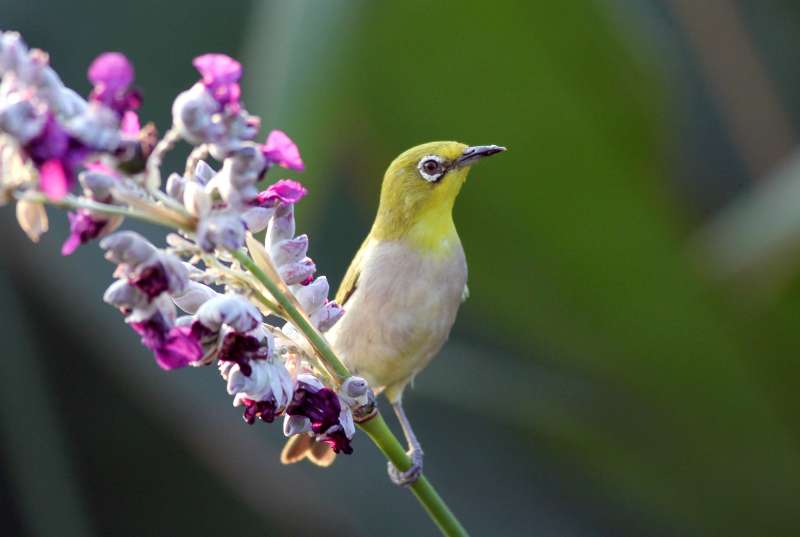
left=171, top=83, right=223, bottom=145
left=241, top=206, right=273, bottom=233
left=0, top=32, right=27, bottom=75
left=311, top=302, right=344, bottom=332
left=165, top=173, right=185, bottom=200
left=195, top=210, right=246, bottom=252
left=0, top=97, right=46, bottom=144
left=172, top=281, right=218, bottom=314
left=79, top=169, right=115, bottom=199
left=193, top=160, right=215, bottom=184
left=103, top=279, right=148, bottom=311
left=294, top=276, right=328, bottom=314
left=278, top=258, right=315, bottom=285
left=266, top=204, right=295, bottom=247
left=100, top=231, right=158, bottom=267
left=183, top=180, right=211, bottom=217
left=195, top=294, right=261, bottom=333
left=66, top=102, right=121, bottom=152
left=271, top=235, right=308, bottom=266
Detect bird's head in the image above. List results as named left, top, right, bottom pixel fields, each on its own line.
left=374, top=141, right=506, bottom=241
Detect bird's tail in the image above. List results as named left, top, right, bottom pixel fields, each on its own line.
left=280, top=434, right=337, bottom=467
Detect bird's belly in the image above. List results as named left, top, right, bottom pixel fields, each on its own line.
left=326, top=239, right=466, bottom=393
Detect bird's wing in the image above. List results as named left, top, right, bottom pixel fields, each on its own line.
left=335, top=237, right=369, bottom=306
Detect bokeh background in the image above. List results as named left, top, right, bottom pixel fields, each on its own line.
left=2, top=1, right=800, bottom=535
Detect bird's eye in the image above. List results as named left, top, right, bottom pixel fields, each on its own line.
left=423, top=159, right=440, bottom=173
left=417, top=155, right=446, bottom=182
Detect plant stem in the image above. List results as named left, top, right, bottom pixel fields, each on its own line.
left=360, top=415, right=470, bottom=537
left=18, top=192, right=190, bottom=231
left=231, top=249, right=350, bottom=380
left=230, top=249, right=470, bottom=537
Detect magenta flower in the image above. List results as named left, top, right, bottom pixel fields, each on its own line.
left=287, top=380, right=353, bottom=454
left=88, top=52, right=141, bottom=116
left=254, top=179, right=308, bottom=208
left=130, top=314, right=203, bottom=370
left=130, top=264, right=171, bottom=299
left=24, top=114, right=89, bottom=200
left=192, top=53, right=242, bottom=112
left=261, top=130, right=304, bottom=171
left=215, top=330, right=268, bottom=377
left=241, top=398, right=279, bottom=424
left=61, top=210, right=110, bottom=255
left=120, top=110, right=140, bottom=136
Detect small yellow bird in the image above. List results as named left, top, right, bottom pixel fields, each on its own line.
left=281, top=141, right=506, bottom=484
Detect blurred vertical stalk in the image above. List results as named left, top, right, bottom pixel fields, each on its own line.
left=665, top=0, right=794, bottom=178
left=693, top=149, right=800, bottom=289
left=0, top=275, right=95, bottom=537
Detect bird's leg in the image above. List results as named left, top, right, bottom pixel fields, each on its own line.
left=387, top=400, right=424, bottom=487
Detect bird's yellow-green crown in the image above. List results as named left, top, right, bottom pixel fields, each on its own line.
left=371, top=141, right=504, bottom=249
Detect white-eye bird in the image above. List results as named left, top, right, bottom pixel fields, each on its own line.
left=281, top=141, right=506, bottom=484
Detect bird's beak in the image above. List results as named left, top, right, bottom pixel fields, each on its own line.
left=454, top=145, right=507, bottom=167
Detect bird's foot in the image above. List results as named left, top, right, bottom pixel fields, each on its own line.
left=387, top=448, right=423, bottom=487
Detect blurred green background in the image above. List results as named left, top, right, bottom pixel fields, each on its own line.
left=2, top=1, right=800, bottom=535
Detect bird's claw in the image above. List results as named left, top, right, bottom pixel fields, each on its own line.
left=387, top=449, right=423, bottom=487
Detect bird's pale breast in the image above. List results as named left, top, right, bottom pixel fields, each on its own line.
left=326, top=236, right=467, bottom=402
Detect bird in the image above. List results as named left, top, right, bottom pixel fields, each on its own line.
left=281, top=141, right=506, bottom=485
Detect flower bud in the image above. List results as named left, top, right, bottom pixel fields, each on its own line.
left=171, top=83, right=223, bottom=144
left=100, top=231, right=157, bottom=267
left=195, top=294, right=261, bottom=333
left=294, top=276, right=328, bottom=314
left=240, top=206, right=273, bottom=233
left=193, top=159, right=215, bottom=184
left=266, top=203, right=295, bottom=246
left=79, top=169, right=115, bottom=199
left=171, top=280, right=218, bottom=314
left=15, top=198, right=48, bottom=242
left=0, top=97, right=46, bottom=144
left=271, top=235, right=308, bottom=266
left=183, top=180, right=211, bottom=217
left=278, top=258, right=316, bottom=286
left=310, top=302, right=344, bottom=332
left=165, top=172, right=185, bottom=200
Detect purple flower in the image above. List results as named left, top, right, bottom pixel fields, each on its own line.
left=192, top=53, right=242, bottom=112
left=130, top=263, right=171, bottom=299
left=215, top=329, right=268, bottom=377
left=254, top=179, right=308, bottom=208
left=261, top=130, right=304, bottom=171
left=129, top=313, right=203, bottom=370
left=287, top=380, right=353, bottom=454
left=240, top=398, right=279, bottom=424
left=87, top=52, right=141, bottom=116
left=23, top=114, right=89, bottom=200
left=61, top=210, right=111, bottom=255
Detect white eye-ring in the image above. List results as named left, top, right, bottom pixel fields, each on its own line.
left=417, top=155, right=446, bottom=182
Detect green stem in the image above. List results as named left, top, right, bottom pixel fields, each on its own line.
left=231, top=249, right=350, bottom=380
left=230, top=249, right=469, bottom=537
left=20, top=192, right=191, bottom=231
left=360, top=414, right=470, bottom=537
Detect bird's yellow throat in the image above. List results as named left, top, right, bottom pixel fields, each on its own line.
left=370, top=142, right=470, bottom=254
